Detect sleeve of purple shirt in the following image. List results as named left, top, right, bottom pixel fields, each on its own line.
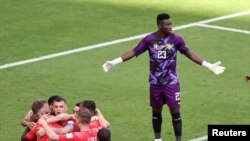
left=133, top=36, right=149, bottom=57
left=174, top=35, right=189, bottom=54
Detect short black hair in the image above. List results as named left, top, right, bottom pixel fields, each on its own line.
left=48, top=95, right=60, bottom=105
left=48, top=95, right=66, bottom=106
left=157, top=13, right=171, bottom=24
left=53, top=96, right=66, bottom=103
left=75, top=102, right=81, bottom=107
left=81, top=100, right=96, bottom=112
left=97, top=128, right=111, bottom=141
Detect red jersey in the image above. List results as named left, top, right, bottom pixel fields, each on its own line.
left=37, top=122, right=63, bottom=141
left=37, top=135, right=48, bottom=141
left=25, top=122, right=63, bottom=141
left=25, top=123, right=40, bottom=141
left=73, top=116, right=102, bottom=132
left=59, top=128, right=98, bottom=141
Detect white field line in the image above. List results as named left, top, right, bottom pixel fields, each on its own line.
left=188, top=136, right=208, bottom=141
left=197, top=23, right=250, bottom=34
left=0, top=10, right=250, bottom=70
left=0, top=33, right=148, bottom=70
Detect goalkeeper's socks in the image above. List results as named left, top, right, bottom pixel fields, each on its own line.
left=176, top=136, right=181, bottom=141
left=152, top=112, right=162, bottom=138
left=152, top=112, right=162, bottom=133
left=172, top=112, right=182, bottom=137
left=154, top=132, right=161, bottom=139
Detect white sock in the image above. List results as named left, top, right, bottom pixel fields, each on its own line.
left=154, top=139, right=162, bottom=141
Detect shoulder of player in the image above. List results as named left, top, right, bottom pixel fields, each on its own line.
left=140, top=32, right=155, bottom=39
left=141, top=32, right=158, bottom=43
left=170, top=33, right=183, bottom=39
left=169, top=33, right=186, bottom=45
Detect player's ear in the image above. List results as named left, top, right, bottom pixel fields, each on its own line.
left=75, top=115, right=80, bottom=124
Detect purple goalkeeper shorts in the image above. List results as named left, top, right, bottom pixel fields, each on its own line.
left=150, top=83, right=181, bottom=110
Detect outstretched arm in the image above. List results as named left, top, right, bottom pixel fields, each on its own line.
left=46, top=113, right=73, bottom=123
left=38, top=118, right=59, bottom=141
left=102, top=50, right=136, bottom=72
left=184, top=50, right=203, bottom=65
left=96, top=108, right=110, bottom=128
left=121, top=50, right=136, bottom=61
left=184, top=50, right=225, bottom=75
left=37, top=124, right=74, bottom=138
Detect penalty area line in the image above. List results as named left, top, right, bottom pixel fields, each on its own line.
left=197, top=23, right=250, bottom=35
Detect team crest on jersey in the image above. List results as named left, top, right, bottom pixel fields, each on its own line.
left=153, top=43, right=158, bottom=49
left=167, top=44, right=173, bottom=50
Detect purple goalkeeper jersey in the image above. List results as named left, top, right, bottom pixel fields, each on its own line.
left=133, top=32, right=189, bottom=85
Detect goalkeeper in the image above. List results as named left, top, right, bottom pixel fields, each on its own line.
left=102, top=13, right=225, bottom=141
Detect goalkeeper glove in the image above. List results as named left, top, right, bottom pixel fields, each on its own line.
left=102, top=57, right=123, bottom=72
left=202, top=61, right=225, bottom=75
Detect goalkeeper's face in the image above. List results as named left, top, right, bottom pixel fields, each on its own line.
left=158, top=19, right=172, bottom=36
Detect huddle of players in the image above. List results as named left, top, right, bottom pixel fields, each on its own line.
left=21, top=95, right=111, bottom=141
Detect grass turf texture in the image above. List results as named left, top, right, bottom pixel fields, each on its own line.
left=0, top=0, right=250, bottom=140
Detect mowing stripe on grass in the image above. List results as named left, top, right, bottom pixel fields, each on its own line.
left=197, top=24, right=250, bottom=34
left=0, top=10, right=250, bottom=70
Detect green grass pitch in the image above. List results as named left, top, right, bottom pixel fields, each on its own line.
left=0, top=0, right=250, bottom=140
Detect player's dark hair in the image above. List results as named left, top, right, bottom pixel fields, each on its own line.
left=52, top=96, right=66, bottom=104
left=97, top=128, right=112, bottom=141
left=31, top=100, right=46, bottom=114
left=157, top=13, right=171, bottom=25
left=77, top=108, right=92, bottom=124
left=81, top=100, right=96, bottom=112
left=75, top=102, right=81, bottom=107
left=48, top=95, right=60, bottom=106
